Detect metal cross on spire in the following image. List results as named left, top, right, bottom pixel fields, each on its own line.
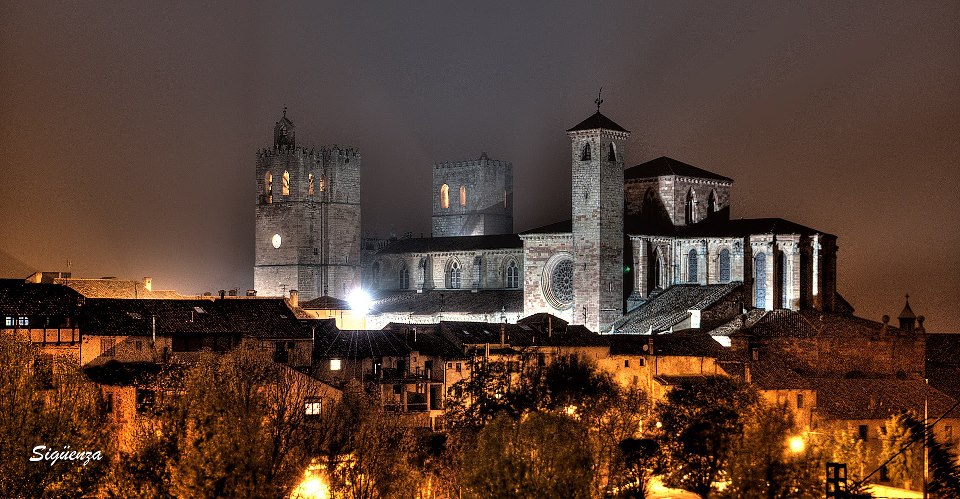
left=282, top=105, right=287, bottom=118
left=595, top=87, right=603, bottom=112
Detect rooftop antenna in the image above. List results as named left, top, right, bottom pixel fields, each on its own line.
left=595, top=87, right=603, bottom=112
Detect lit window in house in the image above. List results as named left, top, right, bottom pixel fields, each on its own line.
left=330, top=359, right=342, bottom=371
left=305, top=398, right=322, bottom=416
left=4, top=317, right=12, bottom=327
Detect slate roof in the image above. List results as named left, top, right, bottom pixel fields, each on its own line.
left=925, top=334, right=960, bottom=400
left=83, top=361, right=166, bottom=386
left=611, top=283, right=742, bottom=334
left=377, top=234, right=522, bottom=255
left=80, top=298, right=309, bottom=339
left=624, top=156, right=733, bottom=182
left=0, top=279, right=83, bottom=316
left=566, top=111, right=629, bottom=133
left=55, top=278, right=185, bottom=299
left=433, top=320, right=606, bottom=348
left=812, top=378, right=960, bottom=420
left=748, top=359, right=810, bottom=390
left=371, top=289, right=523, bottom=316
left=520, top=220, right=572, bottom=236
left=608, top=330, right=726, bottom=357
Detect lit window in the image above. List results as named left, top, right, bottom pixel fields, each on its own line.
left=318, top=176, right=326, bottom=192
left=305, top=398, right=322, bottom=416
left=4, top=317, right=12, bottom=327
left=581, top=143, right=591, bottom=161
left=282, top=171, right=290, bottom=196
left=506, top=260, right=519, bottom=288
left=265, top=171, right=273, bottom=196
left=440, top=184, right=449, bottom=209
left=330, top=359, right=341, bottom=371
left=459, top=186, right=466, bottom=207
left=719, top=249, right=731, bottom=283
left=18, top=316, right=28, bottom=327
left=688, top=249, right=698, bottom=283
left=308, top=173, right=315, bottom=195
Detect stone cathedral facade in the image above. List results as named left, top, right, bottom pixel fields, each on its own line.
left=254, top=110, right=361, bottom=301
left=259, top=107, right=844, bottom=333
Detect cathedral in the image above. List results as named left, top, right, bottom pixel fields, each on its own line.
left=255, top=107, right=845, bottom=333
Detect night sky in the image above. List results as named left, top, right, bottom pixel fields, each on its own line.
left=1, top=1, right=958, bottom=331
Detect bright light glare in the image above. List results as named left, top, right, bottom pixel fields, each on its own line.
left=347, top=289, right=372, bottom=315
left=293, top=466, right=330, bottom=499
left=788, top=435, right=805, bottom=453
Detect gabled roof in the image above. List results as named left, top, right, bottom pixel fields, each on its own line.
left=81, top=298, right=308, bottom=339
left=371, top=289, right=523, bottom=316
left=55, top=278, right=185, bottom=299
left=0, top=279, right=83, bottom=316
left=608, top=330, right=726, bottom=357
left=566, top=111, right=629, bottom=133
left=300, top=296, right=351, bottom=310
left=611, top=283, right=742, bottom=334
left=722, top=309, right=909, bottom=340
left=813, top=378, right=960, bottom=420
left=377, top=234, right=522, bottom=255
left=624, top=156, right=733, bottom=182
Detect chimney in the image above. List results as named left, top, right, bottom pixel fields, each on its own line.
left=289, top=289, right=299, bottom=308
left=219, top=290, right=226, bottom=300
left=246, top=289, right=257, bottom=297
left=143, top=277, right=152, bottom=292
left=500, top=323, right=506, bottom=346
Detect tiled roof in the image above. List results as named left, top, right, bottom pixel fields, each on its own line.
left=813, top=378, right=960, bottom=420
left=608, top=330, right=725, bottom=357
left=624, top=156, right=732, bottom=182
left=435, top=320, right=608, bottom=349
left=925, top=334, right=960, bottom=400
left=0, top=279, right=83, bottom=316
left=371, top=289, right=523, bottom=316
left=377, top=234, right=522, bottom=255
left=81, top=298, right=308, bottom=339
left=520, top=220, right=572, bottom=235
left=300, top=296, right=351, bottom=310
left=611, top=283, right=742, bottom=334
left=720, top=309, right=908, bottom=340
left=748, top=359, right=809, bottom=390
left=566, top=111, right=629, bottom=133
left=56, top=278, right=185, bottom=299
left=313, top=328, right=412, bottom=359
left=83, top=361, right=166, bottom=386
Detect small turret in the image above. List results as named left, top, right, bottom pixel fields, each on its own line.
left=274, top=106, right=296, bottom=149
left=898, top=294, right=916, bottom=332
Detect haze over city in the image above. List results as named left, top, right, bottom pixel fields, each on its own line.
left=1, top=1, right=957, bottom=330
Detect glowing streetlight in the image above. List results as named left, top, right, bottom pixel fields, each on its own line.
left=347, top=289, right=372, bottom=315
left=292, top=464, right=331, bottom=499
left=788, top=435, right=805, bottom=454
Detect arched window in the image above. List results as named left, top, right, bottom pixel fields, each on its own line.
left=719, top=249, right=731, bottom=283
left=440, top=184, right=450, bottom=209
left=447, top=260, right=462, bottom=289
left=473, top=256, right=482, bottom=287
left=688, top=249, right=698, bottom=283
left=755, top=253, right=767, bottom=307
left=708, top=190, right=717, bottom=216
left=506, top=260, right=519, bottom=288
left=607, top=143, right=616, bottom=161
left=282, top=171, right=290, bottom=196
left=653, top=249, right=664, bottom=290
left=319, top=176, right=326, bottom=192
left=459, top=186, right=467, bottom=208
left=264, top=171, right=273, bottom=203
left=308, top=173, right=315, bottom=195
left=684, top=189, right=695, bottom=224
left=399, top=262, right=410, bottom=290
left=779, top=252, right=788, bottom=308
left=581, top=142, right=591, bottom=161
left=372, top=261, right=382, bottom=289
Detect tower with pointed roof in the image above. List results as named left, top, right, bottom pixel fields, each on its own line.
left=567, top=104, right=630, bottom=332
left=254, top=109, right=362, bottom=301
left=898, top=294, right=917, bottom=332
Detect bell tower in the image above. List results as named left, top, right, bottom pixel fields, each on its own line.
left=567, top=96, right=630, bottom=332
left=254, top=108, right=362, bottom=301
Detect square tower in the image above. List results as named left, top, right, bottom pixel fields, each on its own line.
left=567, top=111, right=630, bottom=332
left=432, top=153, right=514, bottom=237
left=254, top=109, right=361, bottom=301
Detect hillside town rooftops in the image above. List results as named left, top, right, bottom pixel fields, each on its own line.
left=611, top=283, right=742, bottom=334
left=0, top=279, right=83, bottom=316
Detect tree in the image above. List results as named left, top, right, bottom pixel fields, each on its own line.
left=721, top=402, right=821, bottom=498
left=652, top=376, right=760, bottom=497
left=464, top=412, right=594, bottom=498
left=0, top=334, right=107, bottom=498
left=822, top=424, right=874, bottom=486
left=879, top=412, right=923, bottom=490
left=619, top=438, right=660, bottom=498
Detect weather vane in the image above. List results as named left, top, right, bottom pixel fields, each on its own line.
left=595, top=87, right=603, bottom=112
